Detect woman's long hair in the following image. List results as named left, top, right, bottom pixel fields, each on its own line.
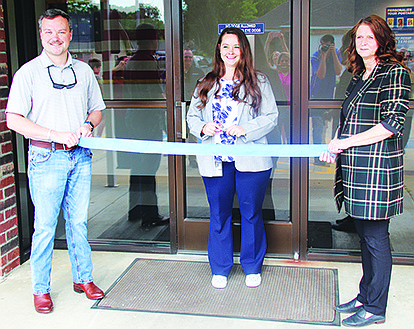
left=347, top=14, right=408, bottom=75
left=196, top=27, right=262, bottom=115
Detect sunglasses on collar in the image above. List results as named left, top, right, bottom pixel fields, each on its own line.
left=48, top=66, right=77, bottom=89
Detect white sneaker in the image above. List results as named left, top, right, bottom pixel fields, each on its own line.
left=211, top=275, right=227, bottom=289
left=245, top=274, right=261, bottom=288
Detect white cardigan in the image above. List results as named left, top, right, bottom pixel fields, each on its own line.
left=187, top=74, right=278, bottom=177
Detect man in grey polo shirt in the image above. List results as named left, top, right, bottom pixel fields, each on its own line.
left=6, top=9, right=105, bottom=314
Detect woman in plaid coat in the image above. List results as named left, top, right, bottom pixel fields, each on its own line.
left=320, top=15, right=411, bottom=327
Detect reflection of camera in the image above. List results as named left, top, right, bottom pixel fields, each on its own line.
left=321, top=44, right=330, bottom=52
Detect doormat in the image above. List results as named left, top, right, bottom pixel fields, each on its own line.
left=308, top=221, right=333, bottom=249
left=153, top=225, right=170, bottom=241
left=98, top=216, right=169, bottom=242
left=93, top=259, right=340, bottom=326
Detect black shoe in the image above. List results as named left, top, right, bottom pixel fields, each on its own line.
left=141, top=215, right=170, bottom=227
left=336, top=215, right=352, bottom=225
left=335, top=297, right=363, bottom=313
left=332, top=216, right=356, bottom=233
left=342, top=308, right=385, bottom=327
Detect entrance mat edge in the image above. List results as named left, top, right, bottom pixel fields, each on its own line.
left=92, top=258, right=340, bottom=326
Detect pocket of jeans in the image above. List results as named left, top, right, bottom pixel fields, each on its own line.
left=28, top=147, right=52, bottom=165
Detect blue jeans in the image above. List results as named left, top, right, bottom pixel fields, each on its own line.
left=202, top=162, right=271, bottom=276
left=28, top=145, right=94, bottom=295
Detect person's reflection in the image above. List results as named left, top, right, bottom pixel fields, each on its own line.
left=276, top=52, right=290, bottom=102
left=310, top=34, right=342, bottom=165
left=255, top=35, right=288, bottom=165
left=334, top=30, right=353, bottom=100
left=88, top=58, right=105, bottom=137
left=262, top=27, right=290, bottom=144
left=276, top=52, right=290, bottom=143
left=333, top=30, right=353, bottom=138
left=121, top=23, right=169, bottom=227
left=254, top=35, right=288, bottom=220
left=183, top=48, right=204, bottom=101
left=99, top=9, right=132, bottom=100
left=264, top=31, right=289, bottom=70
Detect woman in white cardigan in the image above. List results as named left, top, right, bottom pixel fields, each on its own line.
left=187, top=27, right=278, bottom=289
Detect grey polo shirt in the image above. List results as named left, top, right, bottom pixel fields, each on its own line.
left=6, top=51, right=105, bottom=138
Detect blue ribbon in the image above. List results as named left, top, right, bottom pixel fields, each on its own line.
left=78, top=137, right=329, bottom=157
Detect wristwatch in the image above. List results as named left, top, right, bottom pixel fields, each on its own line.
left=84, top=120, right=94, bottom=132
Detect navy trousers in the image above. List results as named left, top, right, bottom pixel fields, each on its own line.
left=354, top=219, right=392, bottom=316
left=202, top=162, right=271, bottom=277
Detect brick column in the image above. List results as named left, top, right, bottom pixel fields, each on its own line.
left=0, top=0, right=20, bottom=277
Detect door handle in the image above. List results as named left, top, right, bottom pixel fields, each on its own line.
left=181, top=101, right=187, bottom=140
left=175, top=101, right=187, bottom=140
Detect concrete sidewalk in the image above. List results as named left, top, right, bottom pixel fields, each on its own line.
left=1, top=250, right=414, bottom=329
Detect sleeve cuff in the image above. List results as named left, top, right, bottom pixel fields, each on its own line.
left=381, top=121, right=399, bottom=135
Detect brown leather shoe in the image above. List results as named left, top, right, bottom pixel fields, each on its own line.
left=73, top=282, right=105, bottom=300
left=34, top=293, right=53, bottom=314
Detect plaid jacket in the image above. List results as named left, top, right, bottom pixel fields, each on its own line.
left=334, top=63, right=411, bottom=220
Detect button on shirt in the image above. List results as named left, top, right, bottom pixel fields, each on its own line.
left=6, top=50, right=105, bottom=138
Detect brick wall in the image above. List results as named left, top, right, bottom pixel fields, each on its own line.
left=0, top=0, right=20, bottom=277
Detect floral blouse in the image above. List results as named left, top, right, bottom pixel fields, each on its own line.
left=212, top=79, right=239, bottom=162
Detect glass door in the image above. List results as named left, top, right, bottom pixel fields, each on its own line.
left=307, top=0, right=414, bottom=258
left=43, top=0, right=173, bottom=251
left=177, top=0, right=296, bottom=256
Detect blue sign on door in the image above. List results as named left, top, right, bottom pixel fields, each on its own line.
left=218, top=23, right=265, bottom=35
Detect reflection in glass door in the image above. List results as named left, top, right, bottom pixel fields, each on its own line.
left=308, top=0, right=414, bottom=257
left=180, top=0, right=293, bottom=254
left=50, top=0, right=171, bottom=248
